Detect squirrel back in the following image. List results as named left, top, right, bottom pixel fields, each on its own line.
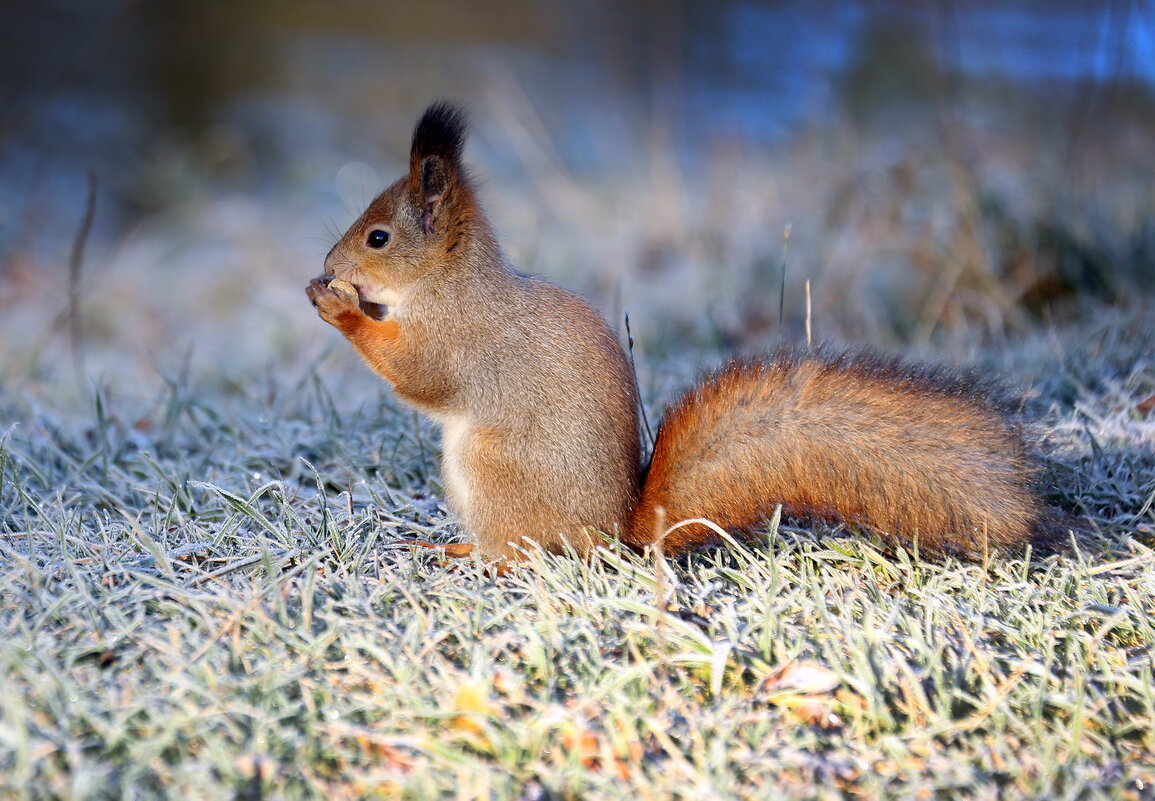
left=308, top=101, right=1075, bottom=563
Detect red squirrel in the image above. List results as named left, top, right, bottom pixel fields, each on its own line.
left=307, top=102, right=1073, bottom=563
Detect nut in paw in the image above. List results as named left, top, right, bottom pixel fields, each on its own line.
left=328, top=278, right=358, bottom=298
left=306, top=275, right=363, bottom=327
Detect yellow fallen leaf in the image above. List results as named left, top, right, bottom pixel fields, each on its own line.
left=452, top=680, right=495, bottom=735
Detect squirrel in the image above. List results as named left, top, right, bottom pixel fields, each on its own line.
left=307, top=101, right=1074, bottom=564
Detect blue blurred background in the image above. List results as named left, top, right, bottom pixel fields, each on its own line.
left=2, top=1, right=1152, bottom=384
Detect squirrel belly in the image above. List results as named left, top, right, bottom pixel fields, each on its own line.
left=428, top=275, right=643, bottom=562
left=308, top=101, right=1073, bottom=563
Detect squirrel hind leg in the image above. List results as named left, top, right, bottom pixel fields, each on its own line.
left=456, top=426, right=614, bottom=561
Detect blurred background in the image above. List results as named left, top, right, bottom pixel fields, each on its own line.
left=2, top=0, right=1153, bottom=391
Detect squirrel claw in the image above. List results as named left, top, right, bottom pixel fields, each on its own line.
left=402, top=539, right=475, bottom=558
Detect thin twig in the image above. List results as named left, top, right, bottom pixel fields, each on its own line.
left=805, top=279, right=812, bottom=348
left=652, top=505, right=668, bottom=657
left=68, top=172, right=97, bottom=388
left=778, top=223, right=792, bottom=327
left=625, top=313, right=655, bottom=449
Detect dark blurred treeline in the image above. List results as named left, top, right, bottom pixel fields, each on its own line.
left=4, top=1, right=1149, bottom=196
left=1, top=0, right=1151, bottom=350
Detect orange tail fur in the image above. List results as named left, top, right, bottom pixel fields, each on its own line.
left=628, top=349, right=1063, bottom=558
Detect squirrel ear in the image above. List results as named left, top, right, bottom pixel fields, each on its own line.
left=408, top=101, right=468, bottom=234
left=417, top=155, right=448, bottom=233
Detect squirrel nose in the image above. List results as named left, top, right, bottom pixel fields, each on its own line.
left=322, top=250, right=352, bottom=278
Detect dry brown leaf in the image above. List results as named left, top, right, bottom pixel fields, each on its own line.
left=786, top=697, right=843, bottom=728
left=559, top=725, right=636, bottom=779
left=561, top=727, right=601, bottom=769
left=758, top=661, right=847, bottom=729
left=761, top=661, right=841, bottom=695
left=234, top=755, right=274, bottom=782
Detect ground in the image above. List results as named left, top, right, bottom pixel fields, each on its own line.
left=1, top=314, right=1152, bottom=800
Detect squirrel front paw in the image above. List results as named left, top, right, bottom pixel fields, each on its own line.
left=307, top=275, right=364, bottom=329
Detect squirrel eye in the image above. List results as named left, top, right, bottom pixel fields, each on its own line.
left=366, top=229, right=390, bottom=248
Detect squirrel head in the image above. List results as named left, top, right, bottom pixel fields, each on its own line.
left=324, top=101, right=482, bottom=309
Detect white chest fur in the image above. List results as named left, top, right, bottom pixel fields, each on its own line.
left=361, top=285, right=402, bottom=308
left=438, top=416, right=472, bottom=520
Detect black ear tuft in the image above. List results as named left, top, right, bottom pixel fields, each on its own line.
left=408, top=102, right=468, bottom=232
left=410, top=101, right=468, bottom=171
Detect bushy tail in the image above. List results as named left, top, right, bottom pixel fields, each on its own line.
left=626, top=349, right=1067, bottom=558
